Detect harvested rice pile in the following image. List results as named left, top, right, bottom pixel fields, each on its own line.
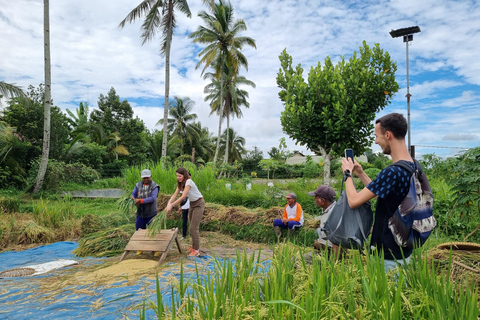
left=427, top=242, right=480, bottom=298
left=77, top=259, right=158, bottom=283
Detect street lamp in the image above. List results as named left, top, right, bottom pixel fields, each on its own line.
left=390, top=26, right=421, bottom=155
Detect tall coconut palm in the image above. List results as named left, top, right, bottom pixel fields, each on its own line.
left=189, top=0, right=256, bottom=163
left=157, top=96, right=200, bottom=154
left=33, top=0, right=52, bottom=193
left=119, top=0, right=192, bottom=160
left=218, top=127, right=246, bottom=164
left=204, top=64, right=255, bottom=164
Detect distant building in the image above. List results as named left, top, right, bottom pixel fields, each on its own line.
left=286, top=151, right=368, bottom=165
left=286, top=152, right=323, bottom=165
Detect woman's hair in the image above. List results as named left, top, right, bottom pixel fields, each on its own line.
left=176, top=167, right=191, bottom=190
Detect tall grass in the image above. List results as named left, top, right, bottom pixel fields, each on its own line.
left=140, top=246, right=478, bottom=319
left=31, top=197, right=77, bottom=228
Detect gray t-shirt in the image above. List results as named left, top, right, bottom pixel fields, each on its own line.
left=317, top=201, right=336, bottom=238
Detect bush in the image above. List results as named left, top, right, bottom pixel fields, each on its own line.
left=27, top=159, right=100, bottom=191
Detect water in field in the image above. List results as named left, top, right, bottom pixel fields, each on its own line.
left=0, top=242, right=268, bottom=319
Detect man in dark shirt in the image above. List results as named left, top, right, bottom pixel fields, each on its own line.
left=341, top=113, right=414, bottom=272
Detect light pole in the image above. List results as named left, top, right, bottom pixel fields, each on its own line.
left=390, top=26, right=421, bottom=155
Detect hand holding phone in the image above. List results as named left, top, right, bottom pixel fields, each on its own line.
left=345, top=149, right=354, bottom=163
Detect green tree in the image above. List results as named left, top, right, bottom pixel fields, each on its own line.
left=90, top=87, right=147, bottom=164
left=259, top=159, right=280, bottom=180
left=267, top=137, right=291, bottom=162
left=2, top=85, right=70, bottom=165
left=157, top=96, right=199, bottom=154
left=184, top=121, right=215, bottom=164
left=277, top=41, right=399, bottom=184
left=204, top=64, right=255, bottom=164
left=0, top=121, right=31, bottom=188
left=217, top=127, right=246, bottom=165
left=33, top=0, right=52, bottom=193
left=119, top=0, right=192, bottom=160
left=189, top=0, right=256, bottom=163
left=242, top=146, right=263, bottom=173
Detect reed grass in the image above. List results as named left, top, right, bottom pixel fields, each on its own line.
left=140, top=245, right=478, bottom=319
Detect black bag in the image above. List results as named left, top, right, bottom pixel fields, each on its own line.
left=321, top=175, right=373, bottom=250
left=180, top=196, right=188, bottom=207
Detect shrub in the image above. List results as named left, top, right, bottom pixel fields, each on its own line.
left=27, top=159, right=100, bottom=191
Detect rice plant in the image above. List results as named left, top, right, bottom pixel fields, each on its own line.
left=73, top=224, right=135, bottom=257
left=147, top=211, right=167, bottom=238
left=31, top=198, right=77, bottom=228
left=140, top=245, right=479, bottom=319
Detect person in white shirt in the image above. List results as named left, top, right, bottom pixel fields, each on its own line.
left=165, top=167, right=204, bottom=257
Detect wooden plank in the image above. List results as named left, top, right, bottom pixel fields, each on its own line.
left=158, top=228, right=178, bottom=265
left=124, top=240, right=171, bottom=251
left=130, top=233, right=176, bottom=241
left=175, top=236, right=183, bottom=254
left=119, top=251, right=129, bottom=262
left=120, top=227, right=183, bottom=264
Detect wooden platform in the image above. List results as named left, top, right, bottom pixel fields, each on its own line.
left=119, top=228, right=183, bottom=265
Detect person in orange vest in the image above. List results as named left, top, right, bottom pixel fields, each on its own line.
left=273, top=193, right=304, bottom=240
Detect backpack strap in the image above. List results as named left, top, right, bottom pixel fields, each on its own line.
left=391, top=158, right=424, bottom=183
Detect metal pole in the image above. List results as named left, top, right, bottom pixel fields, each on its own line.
left=405, top=37, right=411, bottom=153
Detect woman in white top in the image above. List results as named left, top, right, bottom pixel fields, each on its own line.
left=165, top=167, right=204, bottom=257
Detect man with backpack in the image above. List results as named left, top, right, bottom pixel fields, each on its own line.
left=341, top=113, right=419, bottom=272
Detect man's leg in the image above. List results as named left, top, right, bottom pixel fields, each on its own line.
left=287, top=221, right=301, bottom=236
left=273, top=219, right=285, bottom=240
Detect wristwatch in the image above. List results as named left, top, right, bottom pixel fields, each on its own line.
left=343, top=170, right=352, bottom=180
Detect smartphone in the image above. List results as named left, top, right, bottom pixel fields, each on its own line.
left=345, top=149, right=354, bottom=163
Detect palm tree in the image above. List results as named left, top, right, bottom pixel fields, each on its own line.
left=189, top=0, right=256, bottom=163
left=186, top=121, right=215, bottom=164
left=119, top=0, right=192, bottom=160
left=33, top=0, right=52, bottom=193
left=204, top=64, right=255, bottom=164
left=157, top=96, right=200, bottom=154
left=0, top=82, right=26, bottom=101
left=218, top=127, right=246, bottom=164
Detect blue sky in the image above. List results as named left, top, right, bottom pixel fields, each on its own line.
left=1, top=0, right=479, bottom=159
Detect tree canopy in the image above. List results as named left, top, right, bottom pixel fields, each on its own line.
left=276, top=41, right=399, bottom=183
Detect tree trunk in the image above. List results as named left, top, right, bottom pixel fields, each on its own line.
left=224, top=115, right=230, bottom=164
left=317, top=146, right=332, bottom=185
left=191, top=147, right=195, bottom=163
left=33, top=0, right=51, bottom=193
left=161, top=1, right=174, bottom=161
left=213, top=57, right=225, bottom=164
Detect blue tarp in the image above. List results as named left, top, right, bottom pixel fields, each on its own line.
left=0, top=242, right=269, bottom=319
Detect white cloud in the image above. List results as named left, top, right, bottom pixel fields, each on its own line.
left=1, top=0, right=480, bottom=157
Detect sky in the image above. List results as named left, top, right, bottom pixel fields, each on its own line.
left=1, top=0, right=479, bottom=159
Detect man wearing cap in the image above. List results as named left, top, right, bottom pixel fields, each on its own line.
left=273, top=193, right=304, bottom=239
left=307, top=185, right=337, bottom=250
left=131, top=169, right=160, bottom=230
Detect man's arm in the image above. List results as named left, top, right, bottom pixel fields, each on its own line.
left=342, top=157, right=376, bottom=208
left=343, top=177, right=376, bottom=208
